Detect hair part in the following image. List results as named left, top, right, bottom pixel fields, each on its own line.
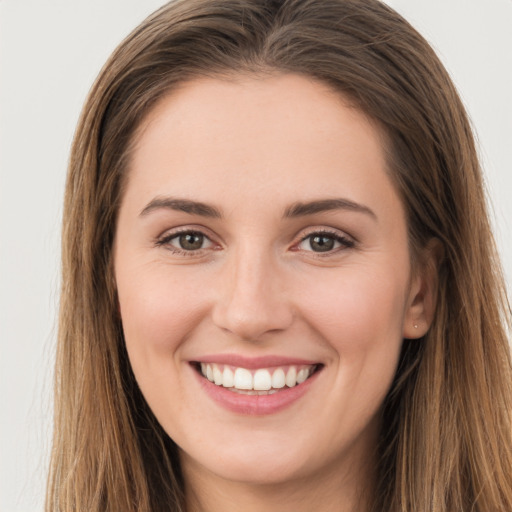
left=47, top=1, right=512, bottom=511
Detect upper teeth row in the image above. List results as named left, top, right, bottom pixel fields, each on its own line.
left=200, top=363, right=315, bottom=391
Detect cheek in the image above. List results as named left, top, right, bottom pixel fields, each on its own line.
left=116, top=266, right=213, bottom=430
left=116, top=266, right=207, bottom=375
left=297, top=267, right=408, bottom=353
left=293, top=264, right=408, bottom=420
left=304, top=268, right=408, bottom=415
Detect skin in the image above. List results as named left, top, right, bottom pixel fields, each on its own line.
left=114, top=74, right=436, bottom=512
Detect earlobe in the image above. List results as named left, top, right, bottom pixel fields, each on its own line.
left=402, top=239, right=443, bottom=339
left=403, top=279, right=432, bottom=339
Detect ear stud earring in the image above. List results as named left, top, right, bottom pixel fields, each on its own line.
left=413, top=324, right=418, bottom=329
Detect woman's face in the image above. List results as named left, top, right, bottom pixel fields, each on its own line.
left=114, top=74, right=431, bottom=488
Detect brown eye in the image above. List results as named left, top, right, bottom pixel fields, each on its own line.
left=159, top=231, right=214, bottom=252
left=309, top=235, right=336, bottom=252
left=177, top=233, right=205, bottom=250
left=297, top=231, right=354, bottom=253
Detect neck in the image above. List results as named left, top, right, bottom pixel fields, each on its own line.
left=186, top=478, right=370, bottom=512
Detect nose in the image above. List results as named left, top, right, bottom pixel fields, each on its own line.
left=211, top=246, right=294, bottom=341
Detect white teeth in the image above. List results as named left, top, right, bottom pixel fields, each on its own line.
left=199, top=363, right=317, bottom=391
left=253, top=369, right=272, bottom=391
left=271, top=368, right=286, bottom=389
left=297, top=368, right=308, bottom=384
left=213, top=366, right=223, bottom=385
left=285, top=366, right=297, bottom=387
left=234, top=368, right=253, bottom=390
left=222, top=366, right=234, bottom=387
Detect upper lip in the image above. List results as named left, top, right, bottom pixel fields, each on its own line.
left=191, top=354, right=320, bottom=369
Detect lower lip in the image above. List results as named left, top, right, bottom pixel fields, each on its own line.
left=193, top=366, right=321, bottom=416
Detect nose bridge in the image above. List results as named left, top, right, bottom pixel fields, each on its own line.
left=212, top=241, right=293, bottom=340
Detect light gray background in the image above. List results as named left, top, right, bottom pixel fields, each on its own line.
left=1, top=1, right=511, bottom=510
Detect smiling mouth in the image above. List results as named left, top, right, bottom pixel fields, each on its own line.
left=194, top=362, right=322, bottom=395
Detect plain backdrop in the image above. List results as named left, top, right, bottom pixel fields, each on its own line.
left=1, top=1, right=511, bottom=510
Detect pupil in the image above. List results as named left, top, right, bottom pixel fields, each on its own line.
left=180, top=233, right=203, bottom=250
left=311, top=235, right=334, bottom=252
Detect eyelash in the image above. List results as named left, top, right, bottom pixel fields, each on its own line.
left=155, top=229, right=216, bottom=257
left=295, top=229, right=355, bottom=255
left=155, top=228, right=355, bottom=256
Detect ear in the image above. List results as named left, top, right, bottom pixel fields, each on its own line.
left=402, top=239, right=443, bottom=339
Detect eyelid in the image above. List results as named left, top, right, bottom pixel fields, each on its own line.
left=155, top=224, right=218, bottom=241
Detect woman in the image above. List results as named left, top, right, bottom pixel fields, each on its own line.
left=46, top=0, right=512, bottom=511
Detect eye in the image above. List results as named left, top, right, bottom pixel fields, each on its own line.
left=296, top=231, right=354, bottom=253
left=157, top=230, right=214, bottom=253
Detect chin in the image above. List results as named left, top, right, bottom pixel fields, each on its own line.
left=181, top=444, right=317, bottom=487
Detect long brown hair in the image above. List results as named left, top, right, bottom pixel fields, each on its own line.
left=47, top=0, right=512, bottom=510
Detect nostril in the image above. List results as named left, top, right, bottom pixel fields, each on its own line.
left=211, top=300, right=294, bottom=341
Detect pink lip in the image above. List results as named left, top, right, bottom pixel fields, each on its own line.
left=192, top=354, right=319, bottom=369
left=191, top=361, right=322, bottom=416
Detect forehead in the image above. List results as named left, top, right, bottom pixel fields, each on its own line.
left=124, top=73, right=401, bottom=224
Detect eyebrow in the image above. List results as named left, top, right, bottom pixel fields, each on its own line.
left=139, top=197, right=222, bottom=218
left=139, top=196, right=376, bottom=221
left=284, top=198, right=377, bottom=220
